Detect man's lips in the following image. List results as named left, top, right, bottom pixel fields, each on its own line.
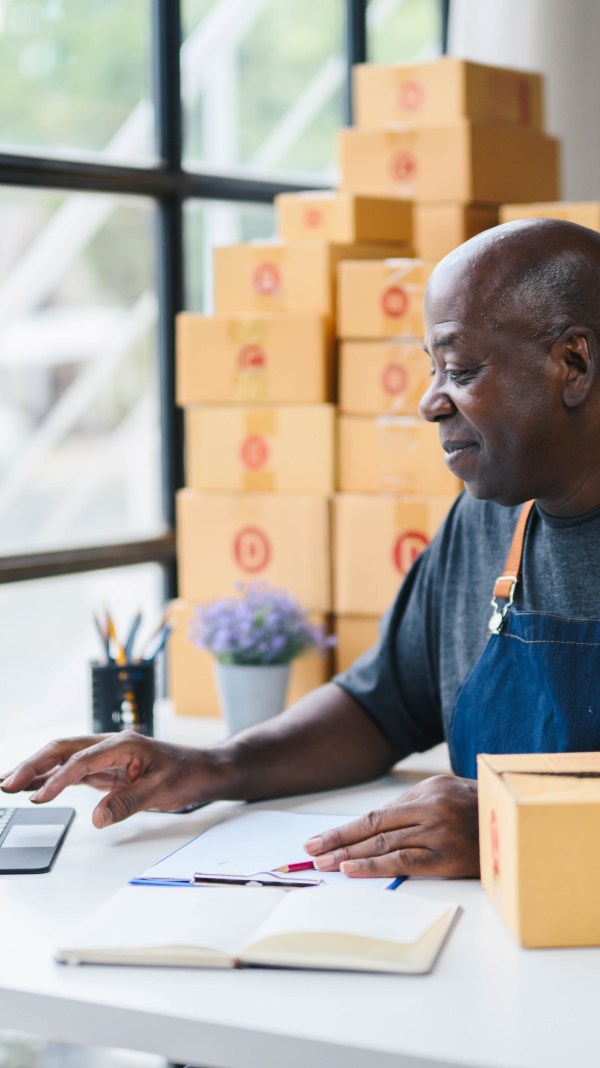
left=441, top=439, right=479, bottom=472
left=442, top=439, right=477, bottom=456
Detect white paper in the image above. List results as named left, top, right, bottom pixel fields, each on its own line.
left=135, top=810, right=392, bottom=890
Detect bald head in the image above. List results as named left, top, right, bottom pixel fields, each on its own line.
left=428, top=218, right=600, bottom=346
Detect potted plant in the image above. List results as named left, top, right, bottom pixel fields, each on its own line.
left=189, top=583, right=332, bottom=735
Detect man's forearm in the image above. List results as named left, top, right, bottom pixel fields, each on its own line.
left=208, top=682, right=400, bottom=802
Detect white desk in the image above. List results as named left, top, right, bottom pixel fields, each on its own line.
left=1, top=715, right=599, bottom=1068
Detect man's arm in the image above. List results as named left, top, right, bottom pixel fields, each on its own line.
left=1, top=683, right=398, bottom=828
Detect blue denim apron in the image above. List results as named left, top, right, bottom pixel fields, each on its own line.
left=449, top=502, right=600, bottom=779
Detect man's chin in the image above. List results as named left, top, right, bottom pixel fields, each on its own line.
left=463, top=480, right=533, bottom=508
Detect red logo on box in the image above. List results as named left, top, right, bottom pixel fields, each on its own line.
left=390, top=151, right=416, bottom=183
left=491, top=809, right=500, bottom=876
left=304, top=207, right=323, bottom=229
left=392, top=531, right=429, bottom=575
left=233, top=526, right=271, bottom=573
left=237, top=344, right=266, bottom=370
left=253, top=262, right=281, bottom=296
left=398, top=79, right=425, bottom=112
left=381, top=362, right=408, bottom=395
left=240, top=434, right=270, bottom=470
left=381, top=285, right=409, bottom=319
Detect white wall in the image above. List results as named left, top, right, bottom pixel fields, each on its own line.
left=449, top=0, right=600, bottom=200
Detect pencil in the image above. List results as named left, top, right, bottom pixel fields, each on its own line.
left=273, top=861, right=316, bottom=873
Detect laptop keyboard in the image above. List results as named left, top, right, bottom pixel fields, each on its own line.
left=0, top=808, right=15, bottom=843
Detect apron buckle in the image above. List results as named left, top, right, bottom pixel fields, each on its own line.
left=488, top=576, right=517, bottom=634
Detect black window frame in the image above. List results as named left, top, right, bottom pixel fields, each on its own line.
left=0, top=0, right=447, bottom=595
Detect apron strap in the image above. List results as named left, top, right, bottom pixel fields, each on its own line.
left=488, top=500, right=535, bottom=633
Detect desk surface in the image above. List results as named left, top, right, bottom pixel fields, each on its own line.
left=1, top=714, right=599, bottom=1068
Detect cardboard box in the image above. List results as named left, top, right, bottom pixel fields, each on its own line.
left=353, top=57, right=544, bottom=130
left=339, top=340, right=430, bottom=416
left=337, top=259, right=433, bottom=339
left=337, top=415, right=462, bottom=496
left=275, top=191, right=413, bottom=244
left=499, top=200, right=600, bottom=229
left=176, top=313, right=333, bottom=405
left=414, top=204, right=499, bottom=260
left=338, top=123, right=560, bottom=205
left=185, top=405, right=335, bottom=494
left=334, top=615, right=381, bottom=674
left=333, top=494, right=455, bottom=614
left=213, top=240, right=412, bottom=318
left=478, top=752, right=600, bottom=948
left=177, top=490, right=331, bottom=611
left=167, top=600, right=331, bottom=718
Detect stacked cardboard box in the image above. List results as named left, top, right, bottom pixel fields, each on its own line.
left=171, top=201, right=413, bottom=717
left=500, top=200, right=600, bottom=230
left=339, top=56, right=559, bottom=260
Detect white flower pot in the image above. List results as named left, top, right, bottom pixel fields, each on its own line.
left=214, top=662, right=291, bottom=736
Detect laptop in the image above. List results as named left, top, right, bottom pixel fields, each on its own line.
left=0, top=806, right=75, bottom=873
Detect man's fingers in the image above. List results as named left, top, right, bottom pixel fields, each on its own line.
left=92, top=779, right=158, bottom=828
left=339, top=848, right=438, bottom=878
left=312, top=825, right=423, bottom=870
left=0, top=737, right=100, bottom=792
left=305, top=803, right=421, bottom=857
left=28, top=737, right=145, bottom=803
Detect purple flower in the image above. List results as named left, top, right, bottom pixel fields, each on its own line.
left=188, top=582, right=334, bottom=666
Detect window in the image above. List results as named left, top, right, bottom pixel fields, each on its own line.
left=0, top=0, right=444, bottom=733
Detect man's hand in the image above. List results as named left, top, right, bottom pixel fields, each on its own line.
left=1, top=733, right=224, bottom=830
left=304, top=774, right=480, bottom=879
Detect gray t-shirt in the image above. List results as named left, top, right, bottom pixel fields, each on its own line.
left=335, top=492, right=600, bottom=762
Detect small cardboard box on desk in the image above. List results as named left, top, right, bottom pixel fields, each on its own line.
left=478, top=752, right=600, bottom=947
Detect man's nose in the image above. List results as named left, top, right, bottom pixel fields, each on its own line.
left=419, top=374, right=455, bottom=422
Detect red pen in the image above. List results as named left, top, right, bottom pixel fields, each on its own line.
left=273, top=861, right=316, bottom=873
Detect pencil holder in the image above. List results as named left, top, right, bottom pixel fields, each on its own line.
left=91, top=660, right=155, bottom=736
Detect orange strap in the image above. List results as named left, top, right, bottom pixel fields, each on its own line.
left=493, top=500, right=535, bottom=601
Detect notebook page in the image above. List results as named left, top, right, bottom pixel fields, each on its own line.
left=245, top=885, right=456, bottom=947
left=56, top=885, right=285, bottom=963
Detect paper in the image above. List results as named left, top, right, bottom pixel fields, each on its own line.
left=134, top=810, right=393, bottom=890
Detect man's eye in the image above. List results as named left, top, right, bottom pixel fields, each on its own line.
left=446, top=369, right=475, bottom=383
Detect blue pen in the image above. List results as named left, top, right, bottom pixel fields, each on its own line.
left=386, top=876, right=407, bottom=890
left=124, top=611, right=143, bottom=661
left=143, top=625, right=172, bottom=661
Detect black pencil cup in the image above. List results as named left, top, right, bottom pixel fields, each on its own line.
left=91, top=660, right=155, bottom=736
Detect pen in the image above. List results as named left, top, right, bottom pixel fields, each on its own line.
left=124, top=610, right=142, bottom=661
left=192, top=872, right=321, bottom=887
left=93, top=614, right=111, bottom=662
left=105, top=611, right=127, bottom=665
left=273, top=861, right=316, bottom=873
left=143, top=625, right=172, bottom=661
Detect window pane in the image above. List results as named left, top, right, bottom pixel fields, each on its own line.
left=182, top=0, right=345, bottom=179
left=184, top=199, right=275, bottom=312
left=367, top=0, right=442, bottom=63
left=0, top=188, right=164, bottom=555
left=0, top=0, right=154, bottom=162
left=0, top=564, right=164, bottom=736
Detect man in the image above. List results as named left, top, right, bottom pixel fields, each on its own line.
left=4, top=218, right=600, bottom=879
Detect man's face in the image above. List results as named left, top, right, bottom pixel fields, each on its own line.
left=420, top=259, right=563, bottom=507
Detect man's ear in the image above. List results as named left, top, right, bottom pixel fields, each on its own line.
left=552, top=326, right=597, bottom=408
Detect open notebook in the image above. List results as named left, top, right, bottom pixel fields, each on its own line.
left=55, top=884, right=459, bottom=974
